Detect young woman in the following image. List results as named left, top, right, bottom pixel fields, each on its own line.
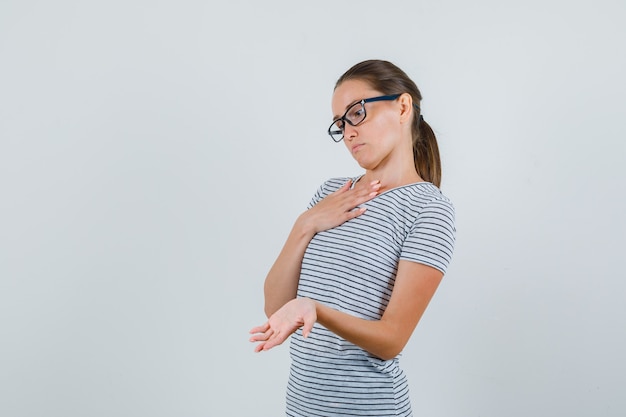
left=249, top=59, right=456, bottom=416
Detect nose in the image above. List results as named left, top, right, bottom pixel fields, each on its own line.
left=343, top=123, right=357, bottom=141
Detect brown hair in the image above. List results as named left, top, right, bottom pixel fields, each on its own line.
left=335, top=59, right=442, bottom=187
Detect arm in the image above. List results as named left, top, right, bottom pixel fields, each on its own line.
left=262, top=179, right=381, bottom=317
left=262, top=218, right=315, bottom=316
left=316, top=260, right=443, bottom=360
left=251, top=260, right=443, bottom=360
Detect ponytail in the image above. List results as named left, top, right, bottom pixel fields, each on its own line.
left=412, top=113, right=441, bottom=187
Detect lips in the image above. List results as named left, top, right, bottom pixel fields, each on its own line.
left=351, top=144, right=364, bottom=153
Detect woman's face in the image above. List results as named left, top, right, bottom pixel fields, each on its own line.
left=331, top=79, right=406, bottom=171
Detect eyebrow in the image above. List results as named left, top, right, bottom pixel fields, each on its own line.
left=332, top=99, right=362, bottom=121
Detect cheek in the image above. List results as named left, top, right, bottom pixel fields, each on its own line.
left=376, top=114, right=404, bottom=140
left=368, top=119, right=395, bottom=144
left=369, top=110, right=395, bottom=131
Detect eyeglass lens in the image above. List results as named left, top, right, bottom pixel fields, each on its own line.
left=329, top=101, right=366, bottom=141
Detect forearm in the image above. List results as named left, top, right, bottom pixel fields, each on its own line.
left=314, top=302, right=406, bottom=361
left=264, top=214, right=316, bottom=316
left=314, top=262, right=442, bottom=360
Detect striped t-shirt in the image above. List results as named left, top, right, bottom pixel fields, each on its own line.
left=286, top=177, right=456, bottom=417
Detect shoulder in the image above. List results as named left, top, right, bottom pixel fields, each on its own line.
left=414, top=184, right=455, bottom=225
left=418, top=183, right=454, bottom=213
left=380, top=183, right=456, bottom=236
left=399, top=184, right=457, bottom=272
left=409, top=185, right=456, bottom=243
left=388, top=182, right=455, bottom=214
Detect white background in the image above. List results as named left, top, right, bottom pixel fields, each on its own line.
left=1, top=1, right=625, bottom=416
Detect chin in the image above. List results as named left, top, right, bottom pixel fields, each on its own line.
left=355, top=159, right=376, bottom=170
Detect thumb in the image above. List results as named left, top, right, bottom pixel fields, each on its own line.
left=301, top=321, right=314, bottom=339
left=339, top=179, right=352, bottom=192
left=301, top=311, right=316, bottom=339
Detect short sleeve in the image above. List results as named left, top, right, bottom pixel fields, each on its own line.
left=307, top=183, right=326, bottom=209
left=400, top=197, right=456, bottom=274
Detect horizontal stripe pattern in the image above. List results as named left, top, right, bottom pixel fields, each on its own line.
left=286, top=177, right=456, bottom=416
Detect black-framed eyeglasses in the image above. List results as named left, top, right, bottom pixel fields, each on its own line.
left=327, top=94, right=401, bottom=142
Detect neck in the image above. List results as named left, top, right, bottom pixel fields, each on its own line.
left=360, top=166, right=423, bottom=192
left=354, top=133, right=422, bottom=191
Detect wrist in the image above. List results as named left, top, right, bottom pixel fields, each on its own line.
left=311, top=299, right=324, bottom=323
left=294, top=212, right=318, bottom=237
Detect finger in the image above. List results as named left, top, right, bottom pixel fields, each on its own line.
left=262, top=338, right=279, bottom=351
left=355, top=191, right=378, bottom=208
left=346, top=207, right=367, bottom=220
left=301, top=307, right=317, bottom=339
left=249, top=322, right=270, bottom=334
left=249, top=331, right=271, bottom=343
left=346, top=184, right=379, bottom=206
left=301, top=321, right=314, bottom=339
left=330, top=180, right=352, bottom=197
left=358, top=182, right=380, bottom=199
left=333, top=179, right=379, bottom=204
left=267, top=328, right=279, bottom=340
left=249, top=327, right=275, bottom=342
left=364, top=180, right=382, bottom=193
left=262, top=329, right=289, bottom=351
left=337, top=179, right=358, bottom=197
left=331, top=191, right=374, bottom=215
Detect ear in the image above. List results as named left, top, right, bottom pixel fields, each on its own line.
left=398, top=92, right=414, bottom=124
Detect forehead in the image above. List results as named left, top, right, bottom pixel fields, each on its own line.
left=331, top=79, right=380, bottom=118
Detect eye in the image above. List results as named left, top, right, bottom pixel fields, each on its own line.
left=332, top=120, right=345, bottom=131
left=346, top=103, right=365, bottom=123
